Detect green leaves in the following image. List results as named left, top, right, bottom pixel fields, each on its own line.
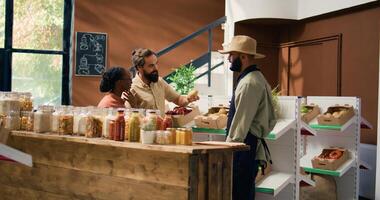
left=168, top=64, right=196, bottom=95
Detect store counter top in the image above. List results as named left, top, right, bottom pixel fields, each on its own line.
left=0, top=131, right=248, bottom=200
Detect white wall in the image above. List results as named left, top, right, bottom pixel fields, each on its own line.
left=298, top=0, right=376, bottom=19
left=226, top=0, right=377, bottom=23
left=226, top=0, right=298, bottom=23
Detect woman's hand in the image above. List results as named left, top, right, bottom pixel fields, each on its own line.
left=122, top=89, right=141, bottom=108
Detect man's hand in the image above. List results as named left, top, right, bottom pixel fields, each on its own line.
left=186, top=90, right=200, bottom=103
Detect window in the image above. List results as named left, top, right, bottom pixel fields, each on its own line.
left=0, top=0, right=72, bottom=105
left=12, top=53, right=62, bottom=106
left=13, top=0, right=64, bottom=50
left=0, top=0, right=4, bottom=48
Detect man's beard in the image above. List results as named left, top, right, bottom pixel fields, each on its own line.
left=229, top=57, right=242, bottom=72
left=144, top=70, right=159, bottom=83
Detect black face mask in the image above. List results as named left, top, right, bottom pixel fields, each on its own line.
left=229, top=57, right=242, bottom=72
left=144, top=70, right=159, bottom=83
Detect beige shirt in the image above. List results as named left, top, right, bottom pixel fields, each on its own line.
left=226, top=71, right=277, bottom=162
left=131, top=74, right=180, bottom=115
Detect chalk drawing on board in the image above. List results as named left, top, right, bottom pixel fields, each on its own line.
left=75, top=32, right=107, bottom=76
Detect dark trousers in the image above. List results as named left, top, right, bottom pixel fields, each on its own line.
left=232, top=133, right=259, bottom=200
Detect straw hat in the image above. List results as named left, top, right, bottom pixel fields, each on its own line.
left=218, top=35, right=265, bottom=59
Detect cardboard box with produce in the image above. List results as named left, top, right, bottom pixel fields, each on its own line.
left=311, top=148, right=349, bottom=170
left=167, top=105, right=200, bottom=128
left=317, top=104, right=354, bottom=126
left=300, top=104, right=320, bottom=123
left=194, top=105, right=228, bottom=129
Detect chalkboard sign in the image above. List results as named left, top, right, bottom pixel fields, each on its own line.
left=75, top=32, right=107, bottom=76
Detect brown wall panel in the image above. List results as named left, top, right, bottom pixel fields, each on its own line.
left=286, top=7, right=380, bottom=144
left=234, top=23, right=281, bottom=89
left=287, top=38, right=339, bottom=96
left=279, top=47, right=289, bottom=95
left=72, top=0, right=224, bottom=106
left=238, top=5, right=380, bottom=144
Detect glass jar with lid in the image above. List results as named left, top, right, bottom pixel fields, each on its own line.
left=51, top=106, right=63, bottom=133
left=143, top=110, right=158, bottom=131
left=19, top=92, right=33, bottom=111
left=123, top=109, right=131, bottom=141
left=4, top=110, right=20, bottom=131
left=73, top=107, right=82, bottom=135
left=20, top=111, right=33, bottom=131
left=128, top=111, right=141, bottom=142
left=34, top=105, right=54, bottom=133
left=114, top=109, right=125, bottom=141
left=59, top=106, right=74, bottom=135
left=0, top=92, right=21, bottom=116
left=103, top=108, right=116, bottom=139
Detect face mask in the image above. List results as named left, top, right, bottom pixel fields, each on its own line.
left=144, top=70, right=159, bottom=83
left=229, top=57, right=242, bottom=72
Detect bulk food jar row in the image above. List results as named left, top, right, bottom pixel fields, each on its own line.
left=0, top=91, right=193, bottom=145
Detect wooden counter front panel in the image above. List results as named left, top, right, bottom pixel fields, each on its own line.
left=0, top=135, right=189, bottom=200
left=0, top=133, right=237, bottom=200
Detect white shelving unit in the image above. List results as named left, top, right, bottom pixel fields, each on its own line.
left=256, top=96, right=299, bottom=200
left=192, top=96, right=359, bottom=199
left=300, top=96, right=360, bottom=200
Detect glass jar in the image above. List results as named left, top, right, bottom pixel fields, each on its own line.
left=82, top=108, right=96, bottom=138
left=208, top=95, right=213, bottom=108
left=128, top=111, right=141, bottom=142
left=183, top=128, right=193, bottom=145
left=77, top=108, right=89, bottom=136
left=166, top=128, right=176, bottom=144
left=20, top=92, right=33, bottom=111
left=124, top=109, right=131, bottom=141
left=4, top=110, right=20, bottom=131
left=114, top=109, right=125, bottom=141
left=176, top=128, right=184, bottom=145
left=155, top=130, right=164, bottom=144
left=92, top=108, right=105, bottom=137
left=26, top=110, right=34, bottom=131
left=156, top=130, right=171, bottom=145
left=143, top=110, right=158, bottom=131
left=51, top=106, right=63, bottom=133
left=59, top=107, right=74, bottom=135
left=0, top=92, right=21, bottom=116
left=103, top=108, right=116, bottom=139
left=33, top=105, right=54, bottom=133
left=163, top=114, right=173, bottom=130
left=20, top=111, right=33, bottom=131
left=155, top=110, right=164, bottom=130
left=73, top=107, right=82, bottom=135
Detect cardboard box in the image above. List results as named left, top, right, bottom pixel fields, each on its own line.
left=208, top=105, right=229, bottom=115
left=311, top=148, right=349, bottom=170
left=317, top=104, right=355, bottom=126
left=194, top=114, right=227, bottom=129
left=172, top=106, right=200, bottom=127
left=194, top=105, right=228, bottom=129
left=255, top=164, right=271, bottom=183
left=301, top=104, right=320, bottom=123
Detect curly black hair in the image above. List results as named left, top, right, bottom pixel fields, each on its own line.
left=99, top=67, right=125, bottom=92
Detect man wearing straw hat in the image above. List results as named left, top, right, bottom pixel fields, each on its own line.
left=219, top=35, right=276, bottom=200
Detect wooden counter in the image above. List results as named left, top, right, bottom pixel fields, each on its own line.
left=0, top=131, right=248, bottom=200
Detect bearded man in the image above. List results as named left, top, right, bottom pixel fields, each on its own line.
left=130, top=48, right=199, bottom=115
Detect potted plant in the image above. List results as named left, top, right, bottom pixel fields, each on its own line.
left=168, top=64, right=196, bottom=95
